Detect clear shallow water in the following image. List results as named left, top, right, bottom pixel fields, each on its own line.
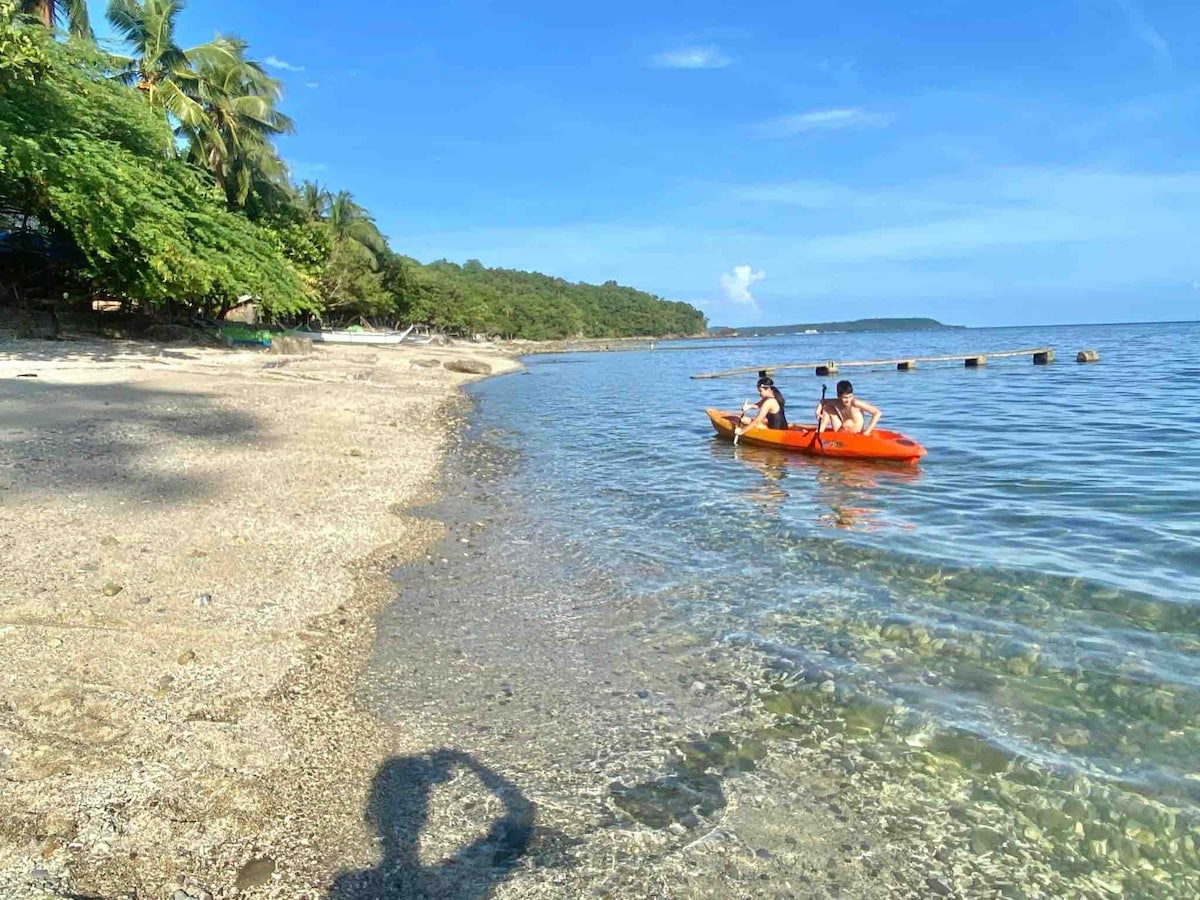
left=366, top=321, right=1200, bottom=894
left=467, top=322, right=1200, bottom=797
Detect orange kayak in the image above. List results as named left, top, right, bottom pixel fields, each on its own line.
left=706, top=408, right=927, bottom=464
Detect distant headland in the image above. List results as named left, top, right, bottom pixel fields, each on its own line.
left=709, top=317, right=962, bottom=337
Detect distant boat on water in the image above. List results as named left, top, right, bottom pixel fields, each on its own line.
left=290, top=324, right=415, bottom=345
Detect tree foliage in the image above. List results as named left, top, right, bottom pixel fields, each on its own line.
left=0, top=18, right=307, bottom=314
left=394, top=258, right=706, bottom=338
left=106, top=0, right=292, bottom=214
left=0, top=0, right=706, bottom=336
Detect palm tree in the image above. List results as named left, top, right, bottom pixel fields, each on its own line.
left=182, top=37, right=294, bottom=209
left=106, top=0, right=206, bottom=131
left=315, top=191, right=391, bottom=314
left=19, top=0, right=91, bottom=37
left=106, top=0, right=292, bottom=211
left=298, top=181, right=331, bottom=221
left=327, top=191, right=388, bottom=258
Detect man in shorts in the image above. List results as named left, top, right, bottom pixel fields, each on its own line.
left=816, top=380, right=882, bottom=435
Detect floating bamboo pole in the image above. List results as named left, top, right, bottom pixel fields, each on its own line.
left=691, top=347, right=1057, bottom=379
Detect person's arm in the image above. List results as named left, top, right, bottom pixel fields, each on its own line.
left=736, top=401, right=772, bottom=435
left=857, top=399, right=882, bottom=435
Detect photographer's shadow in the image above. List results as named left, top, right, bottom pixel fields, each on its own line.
left=328, top=749, right=534, bottom=900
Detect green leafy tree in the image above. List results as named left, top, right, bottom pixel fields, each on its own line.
left=0, top=27, right=307, bottom=315
left=0, top=1, right=50, bottom=90
left=390, top=256, right=706, bottom=338
left=106, top=0, right=205, bottom=131
left=319, top=238, right=390, bottom=316
left=105, top=2, right=240, bottom=138
left=257, top=208, right=329, bottom=315
left=105, top=0, right=294, bottom=217
left=308, top=190, right=396, bottom=318
left=3, top=0, right=703, bottom=336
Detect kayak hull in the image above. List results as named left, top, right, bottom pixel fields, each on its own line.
left=706, top=408, right=927, bottom=464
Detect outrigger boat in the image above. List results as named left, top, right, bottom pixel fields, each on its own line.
left=706, top=408, right=927, bottom=464
left=290, top=324, right=415, bottom=345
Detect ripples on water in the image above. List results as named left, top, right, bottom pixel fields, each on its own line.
left=462, top=321, right=1200, bottom=889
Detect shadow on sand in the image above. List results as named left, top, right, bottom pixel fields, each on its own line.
left=0, top=378, right=262, bottom=504
left=328, top=750, right=534, bottom=900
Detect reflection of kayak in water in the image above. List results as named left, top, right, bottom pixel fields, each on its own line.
left=722, top=442, right=919, bottom=531
left=706, top=408, right=927, bottom=465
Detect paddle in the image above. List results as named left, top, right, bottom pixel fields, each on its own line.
left=814, top=384, right=827, bottom=451
left=733, top=398, right=753, bottom=445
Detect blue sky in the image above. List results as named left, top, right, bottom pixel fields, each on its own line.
left=90, top=0, right=1200, bottom=327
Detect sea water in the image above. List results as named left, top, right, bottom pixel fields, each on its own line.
left=376, top=321, right=1200, bottom=895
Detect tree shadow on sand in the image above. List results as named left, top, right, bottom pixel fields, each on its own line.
left=328, top=750, right=535, bottom=900
left=0, top=335, right=204, bottom=364
left=0, top=378, right=263, bottom=505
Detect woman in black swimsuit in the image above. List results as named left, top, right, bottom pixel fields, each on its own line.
left=735, top=375, right=788, bottom=439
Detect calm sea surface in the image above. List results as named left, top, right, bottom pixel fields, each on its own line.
left=469, top=322, right=1199, bottom=779
left=376, top=321, right=1200, bottom=893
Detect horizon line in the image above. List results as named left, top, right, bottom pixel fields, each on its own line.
left=714, top=317, right=1200, bottom=330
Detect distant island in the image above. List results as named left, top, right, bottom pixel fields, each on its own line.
left=709, top=317, right=961, bottom=337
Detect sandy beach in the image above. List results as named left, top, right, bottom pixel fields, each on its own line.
left=0, top=335, right=520, bottom=898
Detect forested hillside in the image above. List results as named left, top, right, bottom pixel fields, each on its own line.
left=399, top=259, right=705, bottom=338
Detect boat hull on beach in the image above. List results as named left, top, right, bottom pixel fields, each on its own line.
left=290, top=324, right=415, bottom=345
left=706, top=407, right=927, bottom=464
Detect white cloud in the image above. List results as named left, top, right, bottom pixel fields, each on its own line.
left=762, top=107, right=891, bottom=136
left=264, top=55, right=304, bottom=72
left=719, top=265, right=764, bottom=310
left=1115, top=0, right=1171, bottom=66
left=652, top=45, right=732, bottom=70
left=305, top=81, right=320, bottom=89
